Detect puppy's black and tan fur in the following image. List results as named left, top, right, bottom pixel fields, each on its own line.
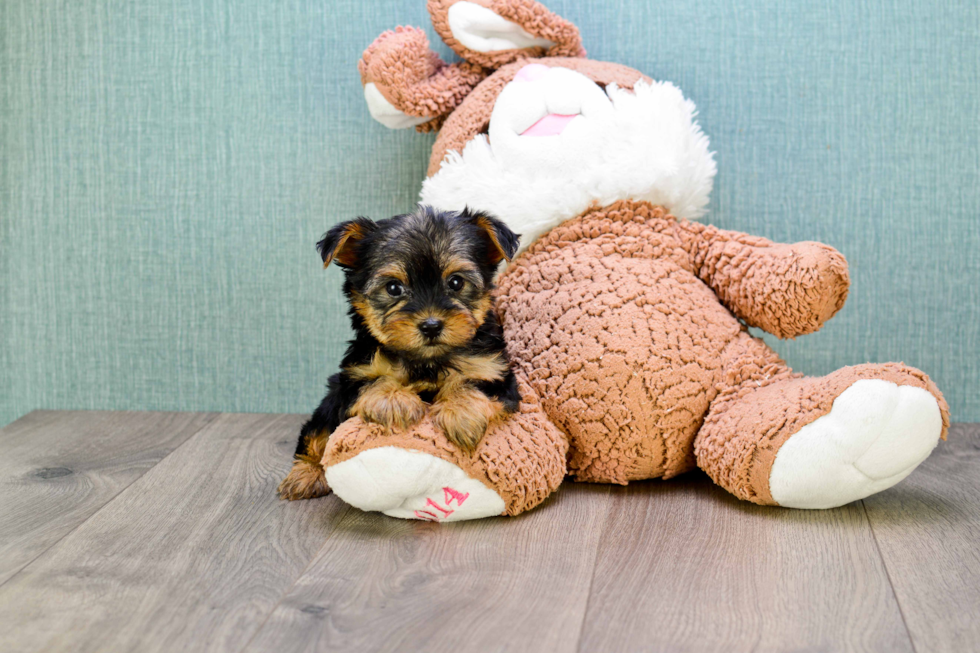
left=278, top=206, right=521, bottom=501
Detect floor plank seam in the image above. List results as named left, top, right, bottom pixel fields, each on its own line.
left=234, top=503, right=354, bottom=653
left=573, top=486, right=614, bottom=653
left=860, top=499, right=919, bottom=653
left=0, top=412, right=221, bottom=593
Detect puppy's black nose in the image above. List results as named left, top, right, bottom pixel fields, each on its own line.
left=418, top=318, right=444, bottom=340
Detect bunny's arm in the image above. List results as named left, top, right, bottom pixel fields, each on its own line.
left=673, top=221, right=850, bottom=339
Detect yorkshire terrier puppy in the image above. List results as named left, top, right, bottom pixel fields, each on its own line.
left=278, top=205, right=522, bottom=501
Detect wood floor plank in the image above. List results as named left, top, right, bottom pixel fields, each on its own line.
left=863, top=424, right=980, bottom=653
left=0, top=413, right=348, bottom=653
left=579, top=471, right=914, bottom=653
left=0, top=410, right=217, bottom=585
left=244, top=483, right=614, bottom=653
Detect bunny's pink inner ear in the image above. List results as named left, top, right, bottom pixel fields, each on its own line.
left=429, top=0, right=585, bottom=69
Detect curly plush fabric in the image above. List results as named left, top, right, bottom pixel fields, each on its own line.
left=672, top=220, right=851, bottom=339
left=496, top=201, right=741, bottom=482
left=428, top=0, right=585, bottom=70
left=495, top=200, right=948, bottom=499
left=695, top=361, right=950, bottom=504
left=358, top=26, right=487, bottom=131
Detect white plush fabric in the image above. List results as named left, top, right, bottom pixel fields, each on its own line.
left=447, top=2, right=555, bottom=53
left=421, top=66, right=717, bottom=254
left=325, top=447, right=506, bottom=521
left=364, top=82, right=432, bottom=130
left=769, top=380, right=943, bottom=509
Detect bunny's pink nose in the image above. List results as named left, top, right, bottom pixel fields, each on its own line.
left=514, top=63, right=549, bottom=83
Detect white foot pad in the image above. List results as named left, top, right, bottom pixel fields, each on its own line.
left=325, top=447, right=506, bottom=522
left=769, top=379, right=942, bottom=509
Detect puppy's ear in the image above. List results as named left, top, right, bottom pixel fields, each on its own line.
left=317, top=218, right=376, bottom=269
left=463, top=208, right=520, bottom=266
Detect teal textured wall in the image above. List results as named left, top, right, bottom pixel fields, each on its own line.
left=2, top=0, right=978, bottom=427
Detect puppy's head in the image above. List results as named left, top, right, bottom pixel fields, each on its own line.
left=318, top=205, right=519, bottom=359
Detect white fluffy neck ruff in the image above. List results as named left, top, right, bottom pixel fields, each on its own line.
left=420, top=80, right=717, bottom=255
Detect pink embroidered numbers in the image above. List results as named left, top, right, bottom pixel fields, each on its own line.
left=413, top=486, right=471, bottom=522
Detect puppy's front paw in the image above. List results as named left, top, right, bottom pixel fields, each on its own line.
left=432, top=388, right=502, bottom=451
left=352, top=378, right=426, bottom=430
left=278, top=459, right=331, bottom=501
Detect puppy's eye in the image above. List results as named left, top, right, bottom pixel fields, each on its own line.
left=447, top=275, right=465, bottom=292
left=385, top=281, right=405, bottom=297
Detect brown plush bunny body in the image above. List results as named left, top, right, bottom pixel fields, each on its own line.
left=318, top=1, right=948, bottom=521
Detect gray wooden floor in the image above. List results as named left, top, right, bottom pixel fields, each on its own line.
left=0, top=411, right=977, bottom=653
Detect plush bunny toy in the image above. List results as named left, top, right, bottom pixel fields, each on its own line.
left=321, top=0, right=948, bottom=521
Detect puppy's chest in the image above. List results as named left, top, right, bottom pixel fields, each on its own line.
left=349, top=349, right=509, bottom=396
left=401, top=365, right=464, bottom=404
left=400, top=353, right=509, bottom=395
left=405, top=363, right=444, bottom=392
left=406, top=355, right=506, bottom=388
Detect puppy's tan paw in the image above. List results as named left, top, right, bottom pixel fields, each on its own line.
left=278, top=459, right=331, bottom=501
left=432, top=388, right=503, bottom=451
left=352, top=378, right=427, bottom=430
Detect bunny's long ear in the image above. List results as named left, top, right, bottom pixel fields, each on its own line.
left=360, top=26, right=487, bottom=132
left=428, top=0, right=585, bottom=69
